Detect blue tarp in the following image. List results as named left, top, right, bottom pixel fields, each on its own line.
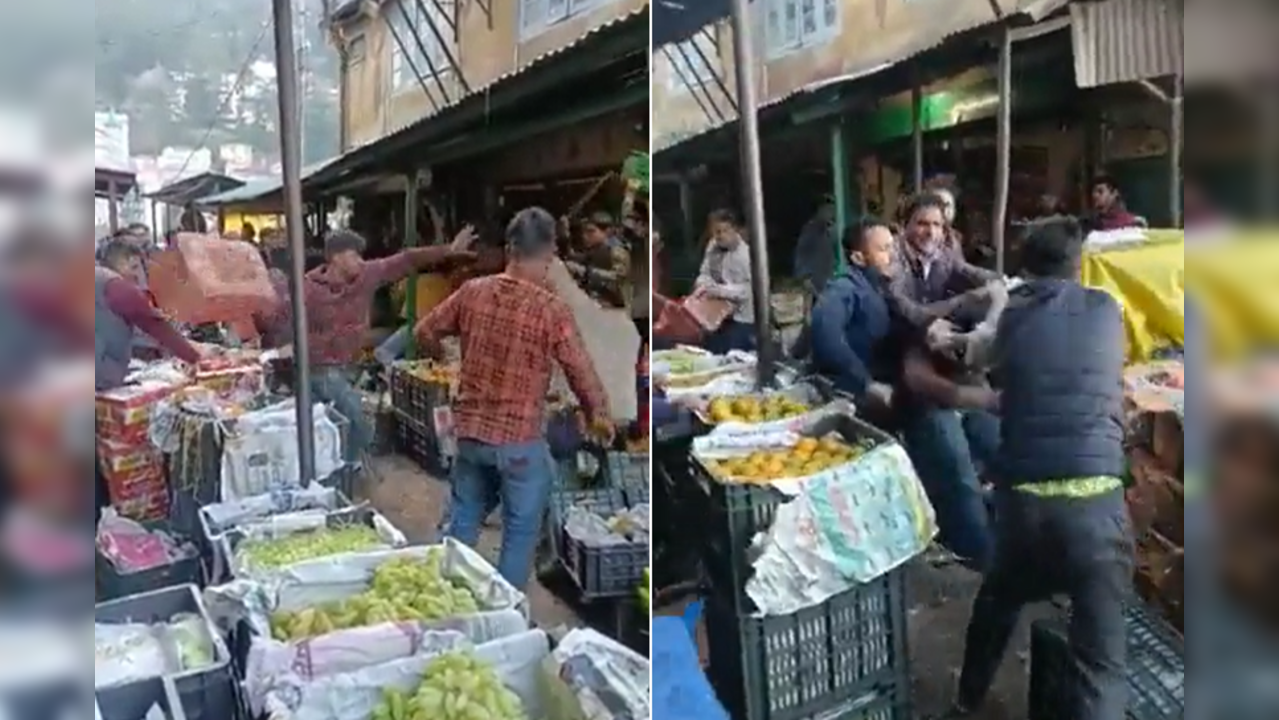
left=651, top=612, right=729, bottom=720
left=653, top=0, right=731, bottom=48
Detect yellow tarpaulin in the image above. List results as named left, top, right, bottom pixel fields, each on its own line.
left=1083, top=230, right=1279, bottom=362
left=1081, top=234, right=1184, bottom=362
left=1186, top=234, right=1279, bottom=360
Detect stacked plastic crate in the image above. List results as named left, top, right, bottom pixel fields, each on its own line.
left=389, top=361, right=453, bottom=475
left=689, top=416, right=912, bottom=720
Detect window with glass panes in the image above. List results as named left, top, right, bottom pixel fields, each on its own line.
left=519, top=0, right=619, bottom=39
left=389, top=0, right=451, bottom=92
left=763, top=0, right=840, bottom=58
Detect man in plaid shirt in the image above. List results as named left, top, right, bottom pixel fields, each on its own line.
left=415, top=207, right=611, bottom=588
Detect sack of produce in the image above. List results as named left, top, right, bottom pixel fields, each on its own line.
left=261, top=630, right=582, bottom=720
left=219, top=401, right=346, bottom=501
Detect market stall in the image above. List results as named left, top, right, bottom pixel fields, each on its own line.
left=649, top=347, right=926, bottom=719
left=92, top=354, right=651, bottom=718
left=88, top=231, right=651, bottom=718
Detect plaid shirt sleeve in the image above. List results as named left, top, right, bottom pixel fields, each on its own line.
left=546, top=301, right=608, bottom=420
left=415, top=281, right=466, bottom=346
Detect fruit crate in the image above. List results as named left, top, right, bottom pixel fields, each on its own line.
left=393, top=409, right=448, bottom=476
left=214, top=504, right=400, bottom=582
left=95, top=518, right=202, bottom=602
left=690, top=413, right=895, bottom=612
left=705, top=568, right=910, bottom=720
left=1029, top=602, right=1183, bottom=720
left=551, top=487, right=648, bottom=600
left=196, top=486, right=355, bottom=583
left=389, top=364, right=450, bottom=419
left=95, top=584, right=242, bottom=720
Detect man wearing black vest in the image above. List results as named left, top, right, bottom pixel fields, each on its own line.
left=940, top=218, right=1131, bottom=720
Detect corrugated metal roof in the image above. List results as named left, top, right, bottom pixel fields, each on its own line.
left=198, top=157, right=342, bottom=206
left=311, top=8, right=647, bottom=188
left=379, top=6, right=648, bottom=139
left=657, top=1, right=1063, bottom=153
left=1070, top=0, right=1180, bottom=88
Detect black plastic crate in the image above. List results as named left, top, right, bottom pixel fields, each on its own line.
left=811, top=684, right=910, bottom=720
left=389, top=365, right=450, bottom=418
left=607, top=451, right=650, bottom=493
left=705, top=568, right=910, bottom=720
left=393, top=410, right=448, bottom=476
left=1029, top=602, right=1183, bottom=720
left=692, top=413, right=894, bottom=612
left=95, top=520, right=202, bottom=602
left=95, top=584, right=242, bottom=720
left=552, top=487, right=648, bottom=600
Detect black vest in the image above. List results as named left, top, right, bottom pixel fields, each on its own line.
left=993, top=280, right=1127, bottom=486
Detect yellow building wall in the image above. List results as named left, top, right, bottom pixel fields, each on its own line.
left=335, top=0, right=647, bottom=151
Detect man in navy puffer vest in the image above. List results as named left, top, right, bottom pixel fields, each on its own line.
left=941, top=218, right=1131, bottom=720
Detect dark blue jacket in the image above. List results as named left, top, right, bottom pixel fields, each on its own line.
left=993, top=279, right=1126, bottom=487
left=810, top=265, right=892, bottom=398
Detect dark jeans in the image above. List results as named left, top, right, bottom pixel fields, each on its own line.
left=901, top=408, right=1000, bottom=569
left=311, top=366, right=371, bottom=463
left=704, top=319, right=755, bottom=355
left=959, top=490, right=1133, bottom=720
left=442, top=439, right=556, bottom=589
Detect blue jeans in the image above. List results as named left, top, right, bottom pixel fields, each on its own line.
left=374, top=326, right=411, bottom=367
left=443, top=439, right=556, bottom=589
left=311, top=366, right=371, bottom=463
left=901, top=408, right=1000, bottom=570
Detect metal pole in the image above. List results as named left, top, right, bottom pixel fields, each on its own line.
left=404, top=173, right=420, bottom=359
left=830, top=121, right=849, bottom=273
left=992, top=26, right=1012, bottom=275
left=911, top=69, right=925, bottom=193
left=272, top=0, right=316, bottom=483
left=108, top=180, right=120, bottom=233
left=1170, top=74, right=1183, bottom=227
left=729, top=0, right=775, bottom=388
